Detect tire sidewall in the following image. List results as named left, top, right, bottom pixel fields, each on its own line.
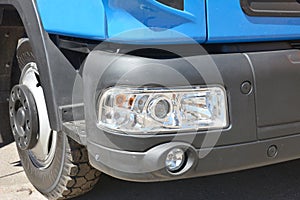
left=17, top=132, right=66, bottom=193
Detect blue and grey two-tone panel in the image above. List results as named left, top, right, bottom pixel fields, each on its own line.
left=36, top=0, right=300, bottom=44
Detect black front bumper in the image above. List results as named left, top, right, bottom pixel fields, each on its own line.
left=82, top=46, right=300, bottom=181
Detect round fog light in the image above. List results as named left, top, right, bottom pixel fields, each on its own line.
left=165, top=148, right=186, bottom=173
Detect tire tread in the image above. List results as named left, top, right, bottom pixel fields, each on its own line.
left=47, top=137, right=101, bottom=200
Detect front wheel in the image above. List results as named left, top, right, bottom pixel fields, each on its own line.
left=9, top=39, right=101, bottom=199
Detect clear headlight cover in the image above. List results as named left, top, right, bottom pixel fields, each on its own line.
left=98, top=86, right=228, bottom=134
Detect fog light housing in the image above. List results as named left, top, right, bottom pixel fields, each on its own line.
left=165, top=148, right=186, bottom=173
left=98, top=85, right=228, bottom=134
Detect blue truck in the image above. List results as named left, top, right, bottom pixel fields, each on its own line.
left=1, top=0, right=300, bottom=199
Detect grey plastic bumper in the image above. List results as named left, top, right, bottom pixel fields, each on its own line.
left=88, top=133, right=300, bottom=182
left=82, top=48, right=300, bottom=181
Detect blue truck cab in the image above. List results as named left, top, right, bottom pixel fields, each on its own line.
left=1, top=0, right=300, bottom=199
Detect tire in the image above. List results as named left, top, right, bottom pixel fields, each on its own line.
left=13, top=39, right=101, bottom=199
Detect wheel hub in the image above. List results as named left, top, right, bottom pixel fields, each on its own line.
left=16, top=107, right=26, bottom=128
left=9, top=84, right=39, bottom=150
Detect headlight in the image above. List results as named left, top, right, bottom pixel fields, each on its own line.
left=98, top=86, right=228, bottom=134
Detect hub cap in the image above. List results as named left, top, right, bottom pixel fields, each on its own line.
left=10, top=85, right=39, bottom=150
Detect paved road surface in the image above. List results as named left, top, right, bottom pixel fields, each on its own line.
left=2, top=142, right=300, bottom=200
left=78, top=160, right=300, bottom=200
left=0, top=143, right=46, bottom=200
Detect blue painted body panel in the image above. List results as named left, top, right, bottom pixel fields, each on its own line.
left=36, top=0, right=206, bottom=44
left=36, top=0, right=106, bottom=40
left=206, top=0, right=300, bottom=43
left=103, top=0, right=207, bottom=44
left=36, top=0, right=300, bottom=44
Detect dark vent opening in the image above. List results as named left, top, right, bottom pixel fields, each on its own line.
left=157, top=0, right=184, bottom=11
left=241, top=0, right=300, bottom=17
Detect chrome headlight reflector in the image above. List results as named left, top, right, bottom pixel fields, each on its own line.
left=98, top=86, right=228, bottom=134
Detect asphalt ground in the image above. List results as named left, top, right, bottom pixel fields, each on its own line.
left=0, top=142, right=46, bottom=200
left=2, top=142, right=300, bottom=200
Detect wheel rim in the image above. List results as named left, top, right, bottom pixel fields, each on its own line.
left=19, top=62, right=57, bottom=169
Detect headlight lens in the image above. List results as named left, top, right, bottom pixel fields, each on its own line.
left=98, top=86, right=228, bottom=134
